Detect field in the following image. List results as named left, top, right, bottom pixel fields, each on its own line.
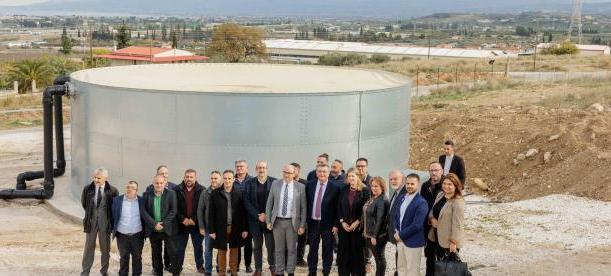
left=357, top=54, right=611, bottom=85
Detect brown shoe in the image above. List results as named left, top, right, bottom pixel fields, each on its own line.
left=196, top=267, right=206, bottom=274
left=252, top=272, right=261, bottom=276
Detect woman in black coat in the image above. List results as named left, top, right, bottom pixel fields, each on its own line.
left=336, top=168, right=371, bottom=276
left=362, top=176, right=390, bottom=276
left=208, top=170, right=248, bottom=276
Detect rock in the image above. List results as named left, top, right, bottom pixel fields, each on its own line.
left=590, top=103, right=604, bottom=112
left=548, top=134, right=561, bottom=141
left=544, top=152, right=552, bottom=163
left=597, top=152, right=611, bottom=160
left=525, top=148, right=539, bottom=159
left=472, top=178, right=489, bottom=191
left=18, top=121, right=33, bottom=126
left=512, top=159, right=520, bottom=166
left=517, top=153, right=526, bottom=161
left=495, top=151, right=501, bottom=156
left=526, top=106, right=539, bottom=115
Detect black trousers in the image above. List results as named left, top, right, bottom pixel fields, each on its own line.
left=337, top=229, right=365, bottom=276
left=424, top=239, right=437, bottom=276
left=297, top=228, right=307, bottom=261
left=116, top=232, right=145, bottom=276
left=150, top=231, right=180, bottom=275
left=307, top=221, right=334, bottom=274
left=365, top=237, right=387, bottom=276
left=237, top=233, right=253, bottom=270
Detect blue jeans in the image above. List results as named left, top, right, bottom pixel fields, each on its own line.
left=204, top=233, right=213, bottom=273
left=176, top=227, right=204, bottom=270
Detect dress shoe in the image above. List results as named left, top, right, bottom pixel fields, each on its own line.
left=252, top=271, right=261, bottom=276
left=296, top=259, right=307, bottom=267
left=197, top=267, right=206, bottom=274
left=246, top=266, right=254, bottom=273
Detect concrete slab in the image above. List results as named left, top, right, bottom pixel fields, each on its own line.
left=45, top=163, right=84, bottom=223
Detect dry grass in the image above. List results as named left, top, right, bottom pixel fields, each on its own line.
left=357, top=55, right=611, bottom=85
left=0, top=93, right=41, bottom=110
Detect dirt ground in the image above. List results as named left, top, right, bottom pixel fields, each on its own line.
left=409, top=78, right=611, bottom=202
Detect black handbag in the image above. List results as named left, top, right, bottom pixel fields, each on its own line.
left=434, top=252, right=472, bottom=276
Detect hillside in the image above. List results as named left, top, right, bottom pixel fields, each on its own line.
left=409, top=78, right=611, bottom=202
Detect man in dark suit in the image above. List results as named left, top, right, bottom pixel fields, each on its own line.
left=81, top=167, right=118, bottom=276
left=420, top=162, right=444, bottom=276
left=142, top=174, right=180, bottom=276
left=244, top=161, right=277, bottom=276
left=305, top=164, right=340, bottom=276
left=329, top=159, right=345, bottom=184
left=234, top=159, right=254, bottom=273
left=394, top=173, right=429, bottom=276
left=355, top=157, right=372, bottom=186
left=306, top=153, right=329, bottom=183
left=145, top=165, right=178, bottom=193
left=174, top=169, right=205, bottom=274
left=386, top=169, right=406, bottom=276
left=439, top=140, right=466, bottom=185
left=144, top=165, right=178, bottom=272
left=111, top=181, right=145, bottom=276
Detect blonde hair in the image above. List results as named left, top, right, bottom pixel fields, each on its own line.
left=345, top=167, right=365, bottom=191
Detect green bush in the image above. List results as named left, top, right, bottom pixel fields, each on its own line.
left=541, top=41, right=579, bottom=55
left=369, top=54, right=391, bottom=64
left=318, top=53, right=369, bottom=66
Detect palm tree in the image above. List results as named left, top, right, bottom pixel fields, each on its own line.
left=7, top=59, right=53, bottom=93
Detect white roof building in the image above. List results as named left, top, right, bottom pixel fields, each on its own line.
left=265, top=39, right=516, bottom=59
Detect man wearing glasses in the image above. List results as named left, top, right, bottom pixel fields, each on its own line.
left=265, top=164, right=307, bottom=276
left=419, top=162, right=444, bottom=276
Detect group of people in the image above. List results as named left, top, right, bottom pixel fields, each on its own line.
left=80, top=140, right=466, bottom=276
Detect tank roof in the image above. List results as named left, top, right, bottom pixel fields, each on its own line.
left=70, top=63, right=410, bottom=94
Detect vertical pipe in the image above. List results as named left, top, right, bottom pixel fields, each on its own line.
left=43, top=90, right=54, bottom=185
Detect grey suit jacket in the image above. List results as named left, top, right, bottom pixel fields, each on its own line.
left=265, top=179, right=307, bottom=232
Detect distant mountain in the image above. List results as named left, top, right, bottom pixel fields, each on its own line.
left=2, top=0, right=611, bottom=17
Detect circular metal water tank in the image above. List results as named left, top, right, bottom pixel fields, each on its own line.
left=70, top=63, right=411, bottom=194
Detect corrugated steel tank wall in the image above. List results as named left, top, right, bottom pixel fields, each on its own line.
left=70, top=64, right=411, bottom=196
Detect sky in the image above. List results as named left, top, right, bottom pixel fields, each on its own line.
left=1, top=0, right=610, bottom=17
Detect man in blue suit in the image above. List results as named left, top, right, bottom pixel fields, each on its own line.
left=394, top=173, right=429, bottom=276
left=111, top=181, right=145, bottom=276
left=305, top=164, right=340, bottom=276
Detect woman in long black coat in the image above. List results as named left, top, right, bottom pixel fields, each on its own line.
left=336, top=168, right=371, bottom=276
left=208, top=170, right=248, bottom=276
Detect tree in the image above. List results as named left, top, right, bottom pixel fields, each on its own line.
left=207, top=23, right=266, bottom=62
left=171, top=29, right=178, bottom=48
left=116, top=24, right=130, bottom=50
left=60, top=26, right=72, bottom=54
left=161, top=25, right=168, bottom=41
left=7, top=59, right=53, bottom=93
left=515, top=26, right=530, bottom=36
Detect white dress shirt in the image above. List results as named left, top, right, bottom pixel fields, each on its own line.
left=443, top=155, right=454, bottom=176
left=311, top=181, right=328, bottom=220
left=399, top=192, right=416, bottom=230
left=278, top=180, right=295, bottom=218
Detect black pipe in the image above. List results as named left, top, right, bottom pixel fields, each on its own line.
left=14, top=77, right=70, bottom=190
left=1, top=77, right=70, bottom=199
